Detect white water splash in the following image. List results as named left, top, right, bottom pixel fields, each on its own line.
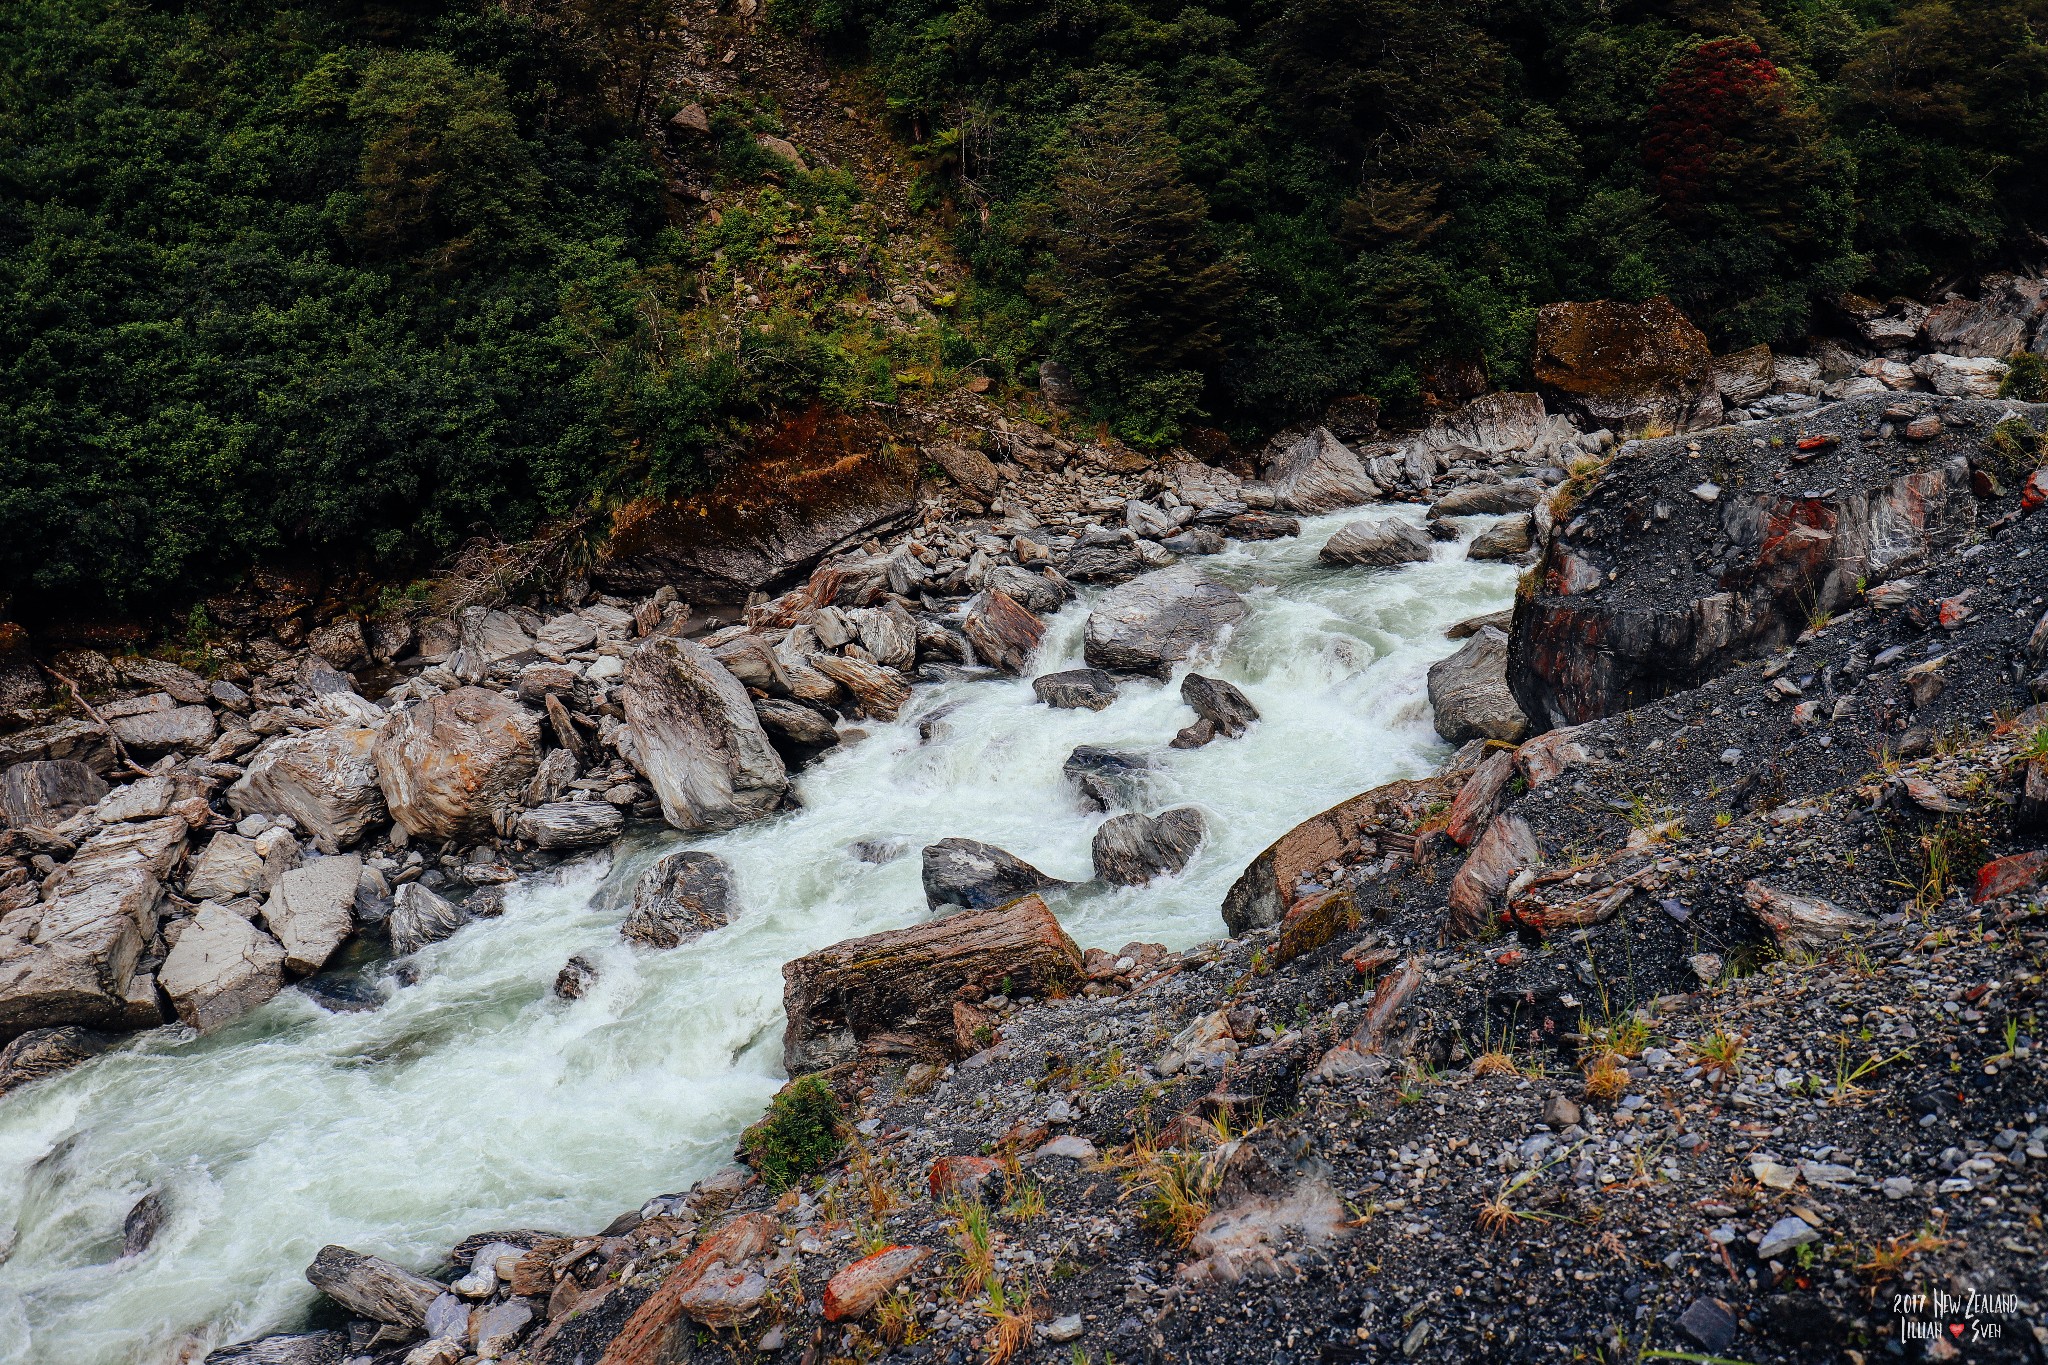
left=0, top=508, right=1515, bottom=1362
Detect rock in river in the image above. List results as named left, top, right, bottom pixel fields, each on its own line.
left=373, top=688, right=539, bottom=842
left=623, top=635, right=788, bottom=832
left=1426, top=627, right=1530, bottom=744
left=1319, top=518, right=1433, bottom=567
left=1260, top=427, right=1381, bottom=513
left=922, top=838, right=1065, bottom=911
left=1180, top=673, right=1258, bottom=737
left=388, top=882, right=471, bottom=956
left=159, top=902, right=287, bottom=1032
left=960, top=588, right=1045, bottom=675
left=1092, top=808, right=1205, bottom=885
left=261, top=854, right=361, bottom=976
left=1033, top=669, right=1119, bottom=712
left=622, top=851, right=737, bottom=948
left=1082, top=567, right=1246, bottom=677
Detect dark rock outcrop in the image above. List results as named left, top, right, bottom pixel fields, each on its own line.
left=1033, top=669, right=1119, bottom=711
left=1509, top=395, right=2002, bottom=729
left=1533, top=296, right=1718, bottom=432
left=622, top=851, right=737, bottom=949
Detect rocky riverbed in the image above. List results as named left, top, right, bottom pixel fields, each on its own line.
left=5, top=285, right=2048, bottom=1363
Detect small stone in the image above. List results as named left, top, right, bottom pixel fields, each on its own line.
left=1881, top=1177, right=1915, bottom=1200
left=1677, top=1298, right=1738, bottom=1354
left=1690, top=483, right=1721, bottom=503
left=1757, top=1214, right=1820, bottom=1261
left=1541, top=1094, right=1581, bottom=1129
left=1042, top=1314, right=1084, bottom=1343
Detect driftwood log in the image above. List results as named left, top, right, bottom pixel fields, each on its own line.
left=304, top=1244, right=442, bottom=1328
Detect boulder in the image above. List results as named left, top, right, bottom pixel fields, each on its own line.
left=1444, top=749, right=1516, bottom=847
left=1092, top=808, right=1205, bottom=885
left=0, top=815, right=187, bottom=1040
left=781, top=894, right=1084, bottom=1073
left=374, top=688, right=540, bottom=842
left=202, top=1332, right=350, bottom=1365
left=96, top=776, right=174, bottom=823
left=1708, top=345, right=1775, bottom=406
left=922, top=838, right=1065, bottom=911
left=1467, top=514, right=1534, bottom=560
left=927, top=441, right=1002, bottom=500
left=960, top=589, right=1045, bottom=675
left=621, top=637, right=786, bottom=832
left=0, top=1024, right=114, bottom=1098
left=1319, top=519, right=1433, bottom=568
left=810, top=653, right=910, bottom=721
left=1221, top=777, right=1449, bottom=934
left=621, top=851, right=737, bottom=949
left=1533, top=296, right=1716, bottom=431
left=596, top=1213, right=783, bottom=1360
left=1923, top=280, right=2039, bottom=358
left=1033, top=669, right=1120, bottom=711
left=0, top=716, right=112, bottom=771
left=1082, top=567, right=1246, bottom=677
left=159, top=902, right=287, bottom=1031
left=699, top=632, right=789, bottom=694
left=1161, top=526, right=1227, bottom=556
left=262, top=856, right=362, bottom=975
left=985, top=565, right=1065, bottom=615
left=513, top=801, right=625, bottom=850
left=1063, top=539, right=1149, bottom=583
left=454, top=607, right=536, bottom=680
left=847, top=603, right=919, bottom=670
left=1180, top=674, right=1258, bottom=737
left=0, top=759, right=107, bottom=829
left=755, top=698, right=839, bottom=758
left=109, top=704, right=216, bottom=754
left=304, top=1244, right=443, bottom=1329
left=389, top=882, right=470, bottom=956
left=1410, top=391, right=1557, bottom=462
left=1429, top=479, right=1546, bottom=519
left=1063, top=746, right=1150, bottom=811
left=1445, top=813, right=1541, bottom=937
left=1911, top=352, right=2006, bottom=398
left=1260, top=427, right=1381, bottom=513
left=1447, top=609, right=1513, bottom=639
left=229, top=726, right=386, bottom=854
left=307, top=619, right=371, bottom=672
left=1427, top=628, right=1530, bottom=743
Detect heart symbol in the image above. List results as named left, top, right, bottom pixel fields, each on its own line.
left=1950, top=1323, right=1966, bottom=1338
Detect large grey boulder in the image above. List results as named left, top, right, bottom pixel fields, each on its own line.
left=109, top=704, right=216, bottom=754
left=1427, top=627, right=1530, bottom=744
left=1033, top=669, right=1119, bottom=711
left=373, top=688, right=540, bottom=842
left=621, top=850, right=737, bottom=949
left=1, top=759, right=108, bottom=830
left=201, top=1330, right=349, bottom=1365
left=1428, top=479, right=1546, bottom=518
left=512, top=800, right=624, bottom=850
left=1468, top=514, right=1535, bottom=560
left=229, top=726, right=386, bottom=853
left=388, top=883, right=470, bottom=956
left=1259, top=427, right=1380, bottom=513
left=1320, top=519, right=1434, bottom=567
left=159, top=902, right=287, bottom=1032
left=304, top=1244, right=443, bottom=1329
left=922, top=838, right=1065, bottom=911
left=0, top=815, right=187, bottom=1041
left=622, top=636, right=787, bottom=833
left=1092, top=808, right=1205, bottom=886
left=262, top=856, right=362, bottom=976
left=1082, top=567, right=1246, bottom=677
left=985, top=565, right=1065, bottom=616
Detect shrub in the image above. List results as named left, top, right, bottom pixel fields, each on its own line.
left=1999, top=352, right=2048, bottom=403
left=742, top=1076, right=844, bottom=1191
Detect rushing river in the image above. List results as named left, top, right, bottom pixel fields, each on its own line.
left=0, top=508, right=1516, bottom=1362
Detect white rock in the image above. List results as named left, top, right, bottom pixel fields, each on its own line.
left=95, top=777, right=174, bottom=823
left=158, top=902, right=286, bottom=1032
left=262, top=855, right=362, bottom=975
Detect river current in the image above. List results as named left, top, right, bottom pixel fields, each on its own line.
left=0, top=507, right=1516, bottom=1362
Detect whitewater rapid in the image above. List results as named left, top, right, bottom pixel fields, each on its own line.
left=0, top=508, right=1516, bottom=1362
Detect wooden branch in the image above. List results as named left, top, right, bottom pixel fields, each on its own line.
left=41, top=666, right=153, bottom=778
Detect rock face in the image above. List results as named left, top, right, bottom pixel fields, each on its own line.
left=960, top=589, right=1045, bottom=675
left=922, top=838, right=1064, bottom=911
left=0, top=815, right=187, bottom=1040
left=1533, top=296, right=1716, bottom=431
left=229, top=726, right=386, bottom=854
left=262, top=857, right=362, bottom=976
left=1259, top=427, right=1381, bottom=513
left=1319, top=519, right=1433, bottom=567
left=1082, top=567, right=1246, bottom=677
left=1427, top=628, right=1531, bottom=744
left=374, top=689, right=539, bottom=842
left=1, top=759, right=107, bottom=829
left=1509, top=395, right=1990, bottom=728
left=596, top=409, right=920, bottom=602
left=1092, top=808, right=1205, bottom=885
left=1222, top=778, right=1449, bottom=935
left=1033, top=669, right=1119, bottom=711
left=621, top=851, right=737, bottom=948
left=622, top=636, right=787, bottom=832
left=781, top=894, right=1084, bottom=1073
left=159, top=902, right=287, bottom=1032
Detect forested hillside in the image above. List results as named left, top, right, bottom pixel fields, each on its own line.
left=3, top=0, right=2045, bottom=614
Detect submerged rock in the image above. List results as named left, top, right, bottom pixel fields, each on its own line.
left=0, top=1024, right=114, bottom=1098
left=622, top=851, right=737, bottom=949
left=1063, top=746, right=1151, bottom=812
left=922, top=838, right=1065, bottom=911
left=388, top=882, right=470, bottom=956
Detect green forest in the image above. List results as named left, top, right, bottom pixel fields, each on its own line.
left=3, top=0, right=2046, bottom=614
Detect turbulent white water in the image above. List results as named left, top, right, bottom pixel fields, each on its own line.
left=0, top=508, right=1515, bottom=1363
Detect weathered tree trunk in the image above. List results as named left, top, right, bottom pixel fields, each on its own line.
left=304, top=1244, right=442, bottom=1328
